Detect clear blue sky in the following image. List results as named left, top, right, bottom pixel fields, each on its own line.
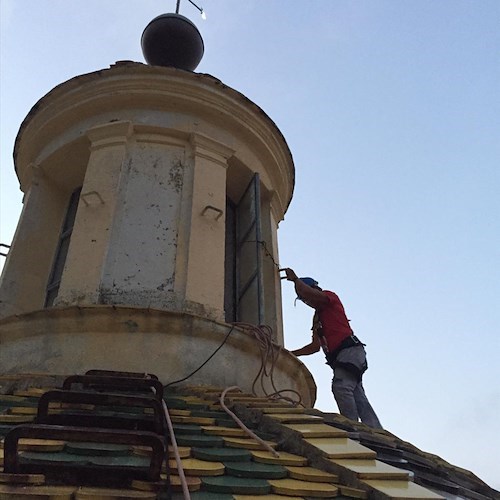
left=1, top=0, right=499, bottom=489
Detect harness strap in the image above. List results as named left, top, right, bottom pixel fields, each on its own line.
left=325, top=334, right=365, bottom=365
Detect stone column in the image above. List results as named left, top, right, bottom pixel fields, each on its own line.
left=180, top=134, right=233, bottom=319
left=0, top=166, right=66, bottom=317
left=55, top=121, right=133, bottom=306
left=261, top=191, right=284, bottom=344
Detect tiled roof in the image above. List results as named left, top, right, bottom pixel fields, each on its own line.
left=0, top=372, right=498, bottom=499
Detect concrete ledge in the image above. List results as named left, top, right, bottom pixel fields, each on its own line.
left=0, top=305, right=316, bottom=406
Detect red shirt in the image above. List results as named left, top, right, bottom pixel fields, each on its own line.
left=316, top=290, right=353, bottom=352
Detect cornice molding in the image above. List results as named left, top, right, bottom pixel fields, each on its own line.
left=14, top=63, right=294, bottom=216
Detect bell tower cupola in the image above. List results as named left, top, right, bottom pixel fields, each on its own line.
left=0, top=5, right=315, bottom=406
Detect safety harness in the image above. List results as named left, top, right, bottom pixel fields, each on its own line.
left=313, top=312, right=367, bottom=380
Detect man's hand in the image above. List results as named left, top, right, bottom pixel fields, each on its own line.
left=291, top=331, right=322, bottom=357
left=282, top=268, right=298, bottom=282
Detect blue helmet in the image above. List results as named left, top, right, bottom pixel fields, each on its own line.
left=299, top=277, right=319, bottom=287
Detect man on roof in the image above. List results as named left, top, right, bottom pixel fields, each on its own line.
left=283, top=268, right=382, bottom=429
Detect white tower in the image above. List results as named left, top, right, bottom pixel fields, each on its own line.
left=0, top=13, right=316, bottom=406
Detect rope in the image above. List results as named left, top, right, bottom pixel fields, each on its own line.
left=219, top=386, right=280, bottom=458
left=233, top=322, right=303, bottom=407
left=157, top=320, right=304, bottom=480
left=246, top=239, right=281, bottom=270
left=147, top=373, right=190, bottom=500
left=162, top=399, right=191, bottom=500
left=164, top=325, right=235, bottom=389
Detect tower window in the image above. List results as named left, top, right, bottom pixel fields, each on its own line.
left=224, top=174, right=264, bottom=324
left=45, top=187, right=81, bottom=307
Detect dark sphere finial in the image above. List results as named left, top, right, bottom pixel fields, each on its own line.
left=141, top=13, right=204, bottom=71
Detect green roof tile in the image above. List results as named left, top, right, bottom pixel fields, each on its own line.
left=224, top=460, right=288, bottom=479
left=173, top=492, right=233, bottom=500
left=201, top=476, right=271, bottom=495
left=64, top=442, right=133, bottom=457
left=193, top=447, right=253, bottom=462
left=175, top=434, right=225, bottom=447
left=172, top=423, right=204, bottom=435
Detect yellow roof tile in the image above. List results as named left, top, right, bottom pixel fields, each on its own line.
left=172, top=396, right=209, bottom=405
left=284, top=422, right=347, bottom=438
left=285, top=465, right=338, bottom=483
left=362, top=479, right=446, bottom=499
left=0, top=414, right=35, bottom=423
left=129, top=480, right=163, bottom=492
left=330, top=458, right=410, bottom=479
left=234, top=495, right=305, bottom=500
left=261, top=407, right=307, bottom=414
left=18, top=438, right=66, bottom=452
left=169, top=446, right=191, bottom=459
left=170, top=415, right=215, bottom=425
left=9, top=406, right=38, bottom=415
left=0, top=484, right=75, bottom=498
left=305, top=437, right=377, bottom=459
left=244, top=401, right=296, bottom=408
left=268, top=478, right=339, bottom=497
left=169, top=475, right=202, bottom=492
left=201, top=425, right=247, bottom=437
left=266, top=413, right=324, bottom=423
left=0, top=472, right=46, bottom=485
left=228, top=397, right=275, bottom=403
left=251, top=450, right=307, bottom=466
left=168, top=409, right=191, bottom=416
left=338, top=484, right=369, bottom=499
left=75, top=486, right=157, bottom=498
left=223, top=437, right=277, bottom=450
left=13, top=388, right=50, bottom=397
left=169, top=457, right=224, bottom=476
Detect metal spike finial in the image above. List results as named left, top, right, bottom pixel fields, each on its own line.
left=176, top=0, right=206, bottom=20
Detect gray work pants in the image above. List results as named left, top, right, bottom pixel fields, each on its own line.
left=331, top=347, right=383, bottom=429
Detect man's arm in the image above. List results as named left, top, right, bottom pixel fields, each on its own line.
left=291, top=332, right=321, bottom=357
left=284, top=268, right=329, bottom=309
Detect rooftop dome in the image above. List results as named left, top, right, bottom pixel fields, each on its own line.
left=141, top=13, right=204, bottom=71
